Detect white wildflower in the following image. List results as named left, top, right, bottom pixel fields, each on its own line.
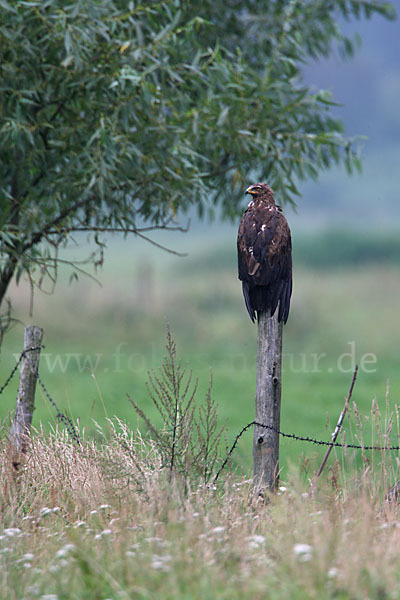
left=279, top=486, right=287, bottom=492
left=328, top=567, right=339, bottom=578
left=58, top=559, right=69, bottom=568
left=90, top=510, right=98, bottom=515
left=55, top=544, right=75, bottom=559
left=23, top=553, right=35, bottom=561
left=246, top=535, right=266, bottom=549
left=99, top=504, right=111, bottom=510
left=293, top=543, right=312, bottom=562
left=4, top=528, right=22, bottom=537
left=73, top=521, right=86, bottom=528
left=151, top=554, right=171, bottom=571
left=129, top=543, right=141, bottom=551
left=210, top=526, right=225, bottom=535
left=94, top=529, right=112, bottom=539
left=380, top=521, right=400, bottom=530
left=39, top=507, right=53, bottom=517
left=145, top=536, right=163, bottom=544
left=17, top=553, right=35, bottom=563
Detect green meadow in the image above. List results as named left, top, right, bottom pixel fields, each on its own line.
left=1, top=228, right=400, bottom=476
left=3, top=228, right=400, bottom=600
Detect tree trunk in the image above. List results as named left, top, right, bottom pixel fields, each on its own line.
left=0, top=160, right=20, bottom=311
left=253, top=310, right=283, bottom=492
left=0, top=256, right=18, bottom=309
left=10, top=325, right=43, bottom=453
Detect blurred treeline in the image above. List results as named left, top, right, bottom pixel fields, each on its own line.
left=294, top=230, right=400, bottom=269
left=179, top=229, right=400, bottom=273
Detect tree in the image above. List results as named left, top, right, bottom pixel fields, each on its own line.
left=0, top=0, right=395, bottom=330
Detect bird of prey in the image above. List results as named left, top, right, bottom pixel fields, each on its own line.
left=237, top=183, right=292, bottom=324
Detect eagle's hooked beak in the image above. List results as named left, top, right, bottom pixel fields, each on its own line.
left=246, top=185, right=256, bottom=195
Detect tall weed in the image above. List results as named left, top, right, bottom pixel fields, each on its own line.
left=128, top=327, right=226, bottom=487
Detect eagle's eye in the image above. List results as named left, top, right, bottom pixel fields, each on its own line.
left=246, top=184, right=263, bottom=195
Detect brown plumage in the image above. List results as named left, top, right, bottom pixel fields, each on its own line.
left=237, top=183, right=292, bottom=323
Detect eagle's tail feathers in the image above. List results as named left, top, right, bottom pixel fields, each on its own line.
left=242, top=281, right=256, bottom=323
left=278, top=279, right=292, bottom=324
left=270, top=280, right=284, bottom=320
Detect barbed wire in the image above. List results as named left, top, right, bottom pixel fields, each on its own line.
left=34, top=369, right=81, bottom=446
left=213, top=420, right=400, bottom=483
left=1, top=346, right=80, bottom=445
left=0, top=345, right=44, bottom=395
left=3, top=349, right=400, bottom=475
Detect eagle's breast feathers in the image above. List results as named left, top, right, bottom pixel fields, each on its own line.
left=237, top=184, right=292, bottom=324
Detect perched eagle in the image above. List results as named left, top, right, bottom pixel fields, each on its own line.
left=237, top=183, right=292, bottom=324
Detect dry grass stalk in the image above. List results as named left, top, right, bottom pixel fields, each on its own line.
left=1, top=420, right=400, bottom=599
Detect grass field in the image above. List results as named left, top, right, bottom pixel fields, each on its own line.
left=2, top=229, right=400, bottom=599
left=1, top=423, right=400, bottom=600
left=1, top=229, right=400, bottom=477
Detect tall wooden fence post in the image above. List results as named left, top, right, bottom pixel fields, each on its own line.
left=253, top=310, right=283, bottom=492
left=10, top=325, right=43, bottom=453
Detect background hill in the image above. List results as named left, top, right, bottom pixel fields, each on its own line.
left=296, top=0, right=400, bottom=227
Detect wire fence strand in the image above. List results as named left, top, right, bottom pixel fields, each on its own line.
left=0, top=346, right=44, bottom=395
left=35, top=369, right=81, bottom=446
left=2, top=349, right=400, bottom=478
left=213, top=420, right=400, bottom=483
left=1, top=347, right=80, bottom=445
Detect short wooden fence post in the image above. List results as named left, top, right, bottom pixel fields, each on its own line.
left=10, top=325, right=43, bottom=453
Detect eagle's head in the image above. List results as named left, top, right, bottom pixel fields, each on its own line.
left=245, top=182, right=275, bottom=201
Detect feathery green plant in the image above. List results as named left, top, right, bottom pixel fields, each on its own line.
left=128, top=327, right=226, bottom=486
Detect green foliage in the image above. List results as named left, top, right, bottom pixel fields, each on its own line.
left=0, top=0, right=395, bottom=312
left=128, top=327, right=226, bottom=486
